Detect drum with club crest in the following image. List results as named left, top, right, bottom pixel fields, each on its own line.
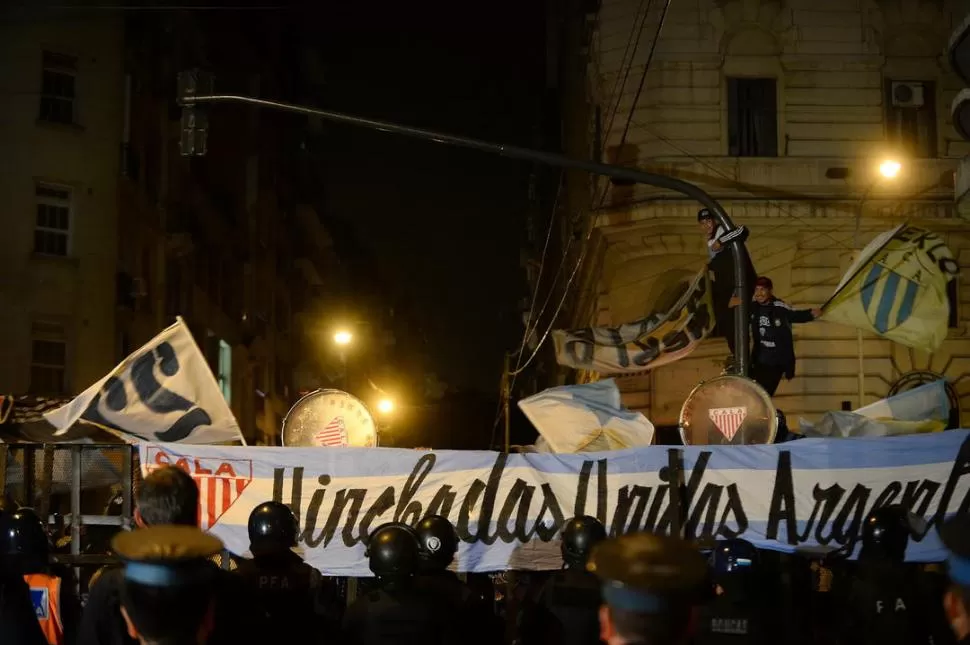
left=282, top=389, right=378, bottom=448
left=678, top=375, right=778, bottom=445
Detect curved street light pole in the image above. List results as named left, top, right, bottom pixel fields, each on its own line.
left=179, top=86, right=751, bottom=376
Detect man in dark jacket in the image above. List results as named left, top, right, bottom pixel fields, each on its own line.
left=749, top=276, right=820, bottom=396
left=78, top=466, right=264, bottom=645
left=698, top=208, right=757, bottom=370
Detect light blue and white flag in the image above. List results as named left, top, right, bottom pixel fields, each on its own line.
left=139, top=430, right=970, bottom=576
left=45, top=318, right=243, bottom=445
left=800, top=380, right=951, bottom=438
left=517, top=380, right=655, bottom=453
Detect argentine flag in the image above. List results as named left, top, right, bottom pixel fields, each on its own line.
left=517, top=379, right=655, bottom=453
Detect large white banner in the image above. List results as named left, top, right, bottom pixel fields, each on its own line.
left=140, top=431, right=970, bottom=576
left=46, top=319, right=243, bottom=444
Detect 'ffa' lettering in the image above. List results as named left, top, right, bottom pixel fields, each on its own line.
left=258, top=575, right=291, bottom=590
left=875, top=598, right=907, bottom=613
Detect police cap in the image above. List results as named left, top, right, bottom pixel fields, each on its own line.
left=248, top=501, right=299, bottom=552
left=112, top=525, right=223, bottom=589
left=587, top=532, right=707, bottom=613
left=366, top=522, right=420, bottom=578
left=697, top=208, right=713, bottom=222
left=561, top=516, right=607, bottom=567
left=0, top=507, right=50, bottom=560
left=414, top=514, right=459, bottom=568
left=940, top=513, right=970, bottom=587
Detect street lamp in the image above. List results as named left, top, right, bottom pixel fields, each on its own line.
left=854, top=159, right=903, bottom=407
left=879, top=159, right=902, bottom=179
left=377, top=398, right=394, bottom=415
left=333, top=330, right=353, bottom=346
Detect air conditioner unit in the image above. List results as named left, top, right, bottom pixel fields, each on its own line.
left=891, top=82, right=925, bottom=108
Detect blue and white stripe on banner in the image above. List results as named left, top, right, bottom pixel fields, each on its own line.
left=139, top=430, right=970, bottom=576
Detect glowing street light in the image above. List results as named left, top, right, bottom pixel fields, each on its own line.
left=879, top=159, right=901, bottom=180
left=333, top=330, right=353, bottom=346
left=377, top=398, right=394, bottom=415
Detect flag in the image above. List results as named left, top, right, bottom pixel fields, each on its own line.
left=552, top=268, right=714, bottom=373
left=517, top=379, right=655, bottom=453
left=44, top=318, right=243, bottom=444
left=821, top=225, right=959, bottom=352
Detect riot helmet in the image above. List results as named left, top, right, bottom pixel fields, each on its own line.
left=709, top=538, right=759, bottom=581
left=366, top=522, right=420, bottom=579
left=561, top=516, right=607, bottom=568
left=0, top=507, right=50, bottom=567
left=414, top=514, right=458, bottom=570
left=248, top=501, right=299, bottom=554
left=860, top=504, right=911, bottom=562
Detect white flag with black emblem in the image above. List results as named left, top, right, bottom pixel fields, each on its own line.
left=43, top=318, right=244, bottom=444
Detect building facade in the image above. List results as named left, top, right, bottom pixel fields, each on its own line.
left=577, top=0, right=970, bottom=427
left=0, top=9, right=337, bottom=445
left=0, top=11, right=124, bottom=399
left=118, top=11, right=337, bottom=445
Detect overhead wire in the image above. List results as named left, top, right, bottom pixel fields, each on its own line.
left=507, top=0, right=676, bottom=380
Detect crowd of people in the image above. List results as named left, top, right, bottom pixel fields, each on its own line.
left=2, top=464, right=970, bottom=644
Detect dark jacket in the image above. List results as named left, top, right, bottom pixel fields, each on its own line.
left=0, top=570, right=48, bottom=645
left=77, top=562, right=266, bottom=645
left=518, top=568, right=603, bottom=645
left=751, top=298, right=814, bottom=377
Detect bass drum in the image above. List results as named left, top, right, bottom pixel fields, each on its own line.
left=282, top=389, right=378, bottom=448
left=678, top=375, right=777, bottom=446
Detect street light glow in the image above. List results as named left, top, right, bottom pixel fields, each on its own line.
left=377, top=398, right=394, bottom=415
left=879, top=159, right=901, bottom=179
left=333, top=330, right=353, bottom=346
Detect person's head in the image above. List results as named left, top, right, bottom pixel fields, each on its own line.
left=0, top=507, right=50, bottom=573
left=561, top=516, right=607, bottom=569
left=754, top=276, right=774, bottom=304
left=135, top=467, right=199, bottom=528
left=366, top=522, right=420, bottom=586
left=247, top=501, right=299, bottom=557
left=940, top=515, right=970, bottom=641
left=588, top=532, right=707, bottom=645
left=697, top=209, right=715, bottom=238
left=414, top=514, right=459, bottom=572
left=114, top=525, right=222, bottom=645
left=859, top=504, right=911, bottom=563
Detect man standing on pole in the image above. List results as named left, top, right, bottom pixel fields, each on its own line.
left=698, top=209, right=757, bottom=372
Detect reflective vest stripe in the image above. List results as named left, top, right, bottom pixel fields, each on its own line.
left=24, top=573, right=63, bottom=645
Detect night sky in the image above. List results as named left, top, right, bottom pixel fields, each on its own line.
left=307, top=2, right=547, bottom=395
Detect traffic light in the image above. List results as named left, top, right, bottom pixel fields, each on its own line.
left=177, top=69, right=214, bottom=157
left=948, top=17, right=970, bottom=215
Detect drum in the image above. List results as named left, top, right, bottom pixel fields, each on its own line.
left=282, top=389, right=378, bottom=448
left=678, top=375, right=777, bottom=445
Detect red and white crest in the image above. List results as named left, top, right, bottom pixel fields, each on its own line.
left=314, top=416, right=348, bottom=447
left=145, top=447, right=253, bottom=530
left=708, top=406, right=747, bottom=441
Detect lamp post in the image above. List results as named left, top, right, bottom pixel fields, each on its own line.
left=854, top=159, right=902, bottom=406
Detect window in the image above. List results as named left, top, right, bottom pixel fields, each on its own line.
left=39, top=51, right=77, bottom=124
left=885, top=80, right=937, bottom=158
left=34, top=184, right=71, bottom=256
left=30, top=322, right=67, bottom=395
left=218, top=339, right=232, bottom=404
left=727, top=78, right=778, bottom=157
